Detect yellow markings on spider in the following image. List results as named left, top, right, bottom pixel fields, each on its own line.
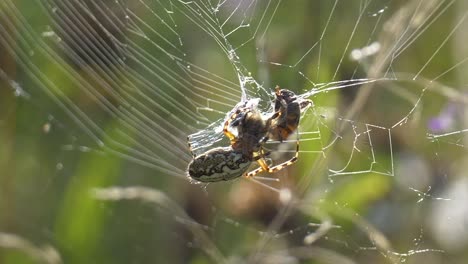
left=186, top=87, right=312, bottom=183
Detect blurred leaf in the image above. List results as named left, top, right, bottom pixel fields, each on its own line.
left=54, top=121, right=133, bottom=263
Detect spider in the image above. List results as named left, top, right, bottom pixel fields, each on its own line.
left=186, top=87, right=311, bottom=183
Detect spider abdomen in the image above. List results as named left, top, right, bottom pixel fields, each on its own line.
left=187, top=147, right=251, bottom=182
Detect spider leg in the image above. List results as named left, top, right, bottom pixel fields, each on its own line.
left=267, top=128, right=300, bottom=173
left=245, top=165, right=265, bottom=178
left=223, top=114, right=237, bottom=142
left=245, top=129, right=300, bottom=178
left=245, top=156, right=269, bottom=178
left=252, top=150, right=271, bottom=161
left=223, top=108, right=247, bottom=143
left=245, top=140, right=271, bottom=178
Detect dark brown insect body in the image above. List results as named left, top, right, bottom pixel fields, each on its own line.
left=268, top=86, right=312, bottom=142
left=229, top=107, right=268, bottom=158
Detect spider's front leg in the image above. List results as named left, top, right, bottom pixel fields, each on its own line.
left=223, top=107, right=248, bottom=144
left=245, top=156, right=270, bottom=178
left=245, top=130, right=300, bottom=178
left=245, top=158, right=268, bottom=178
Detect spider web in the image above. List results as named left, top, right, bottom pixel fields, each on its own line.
left=1, top=0, right=468, bottom=263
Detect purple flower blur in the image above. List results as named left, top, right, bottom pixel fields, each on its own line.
left=428, top=103, right=457, bottom=133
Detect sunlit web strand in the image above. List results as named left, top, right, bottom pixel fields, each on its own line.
left=39, top=2, right=196, bottom=158
left=1, top=0, right=200, bottom=175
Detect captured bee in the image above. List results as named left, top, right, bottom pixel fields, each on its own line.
left=267, top=86, right=312, bottom=142
left=187, top=87, right=311, bottom=183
